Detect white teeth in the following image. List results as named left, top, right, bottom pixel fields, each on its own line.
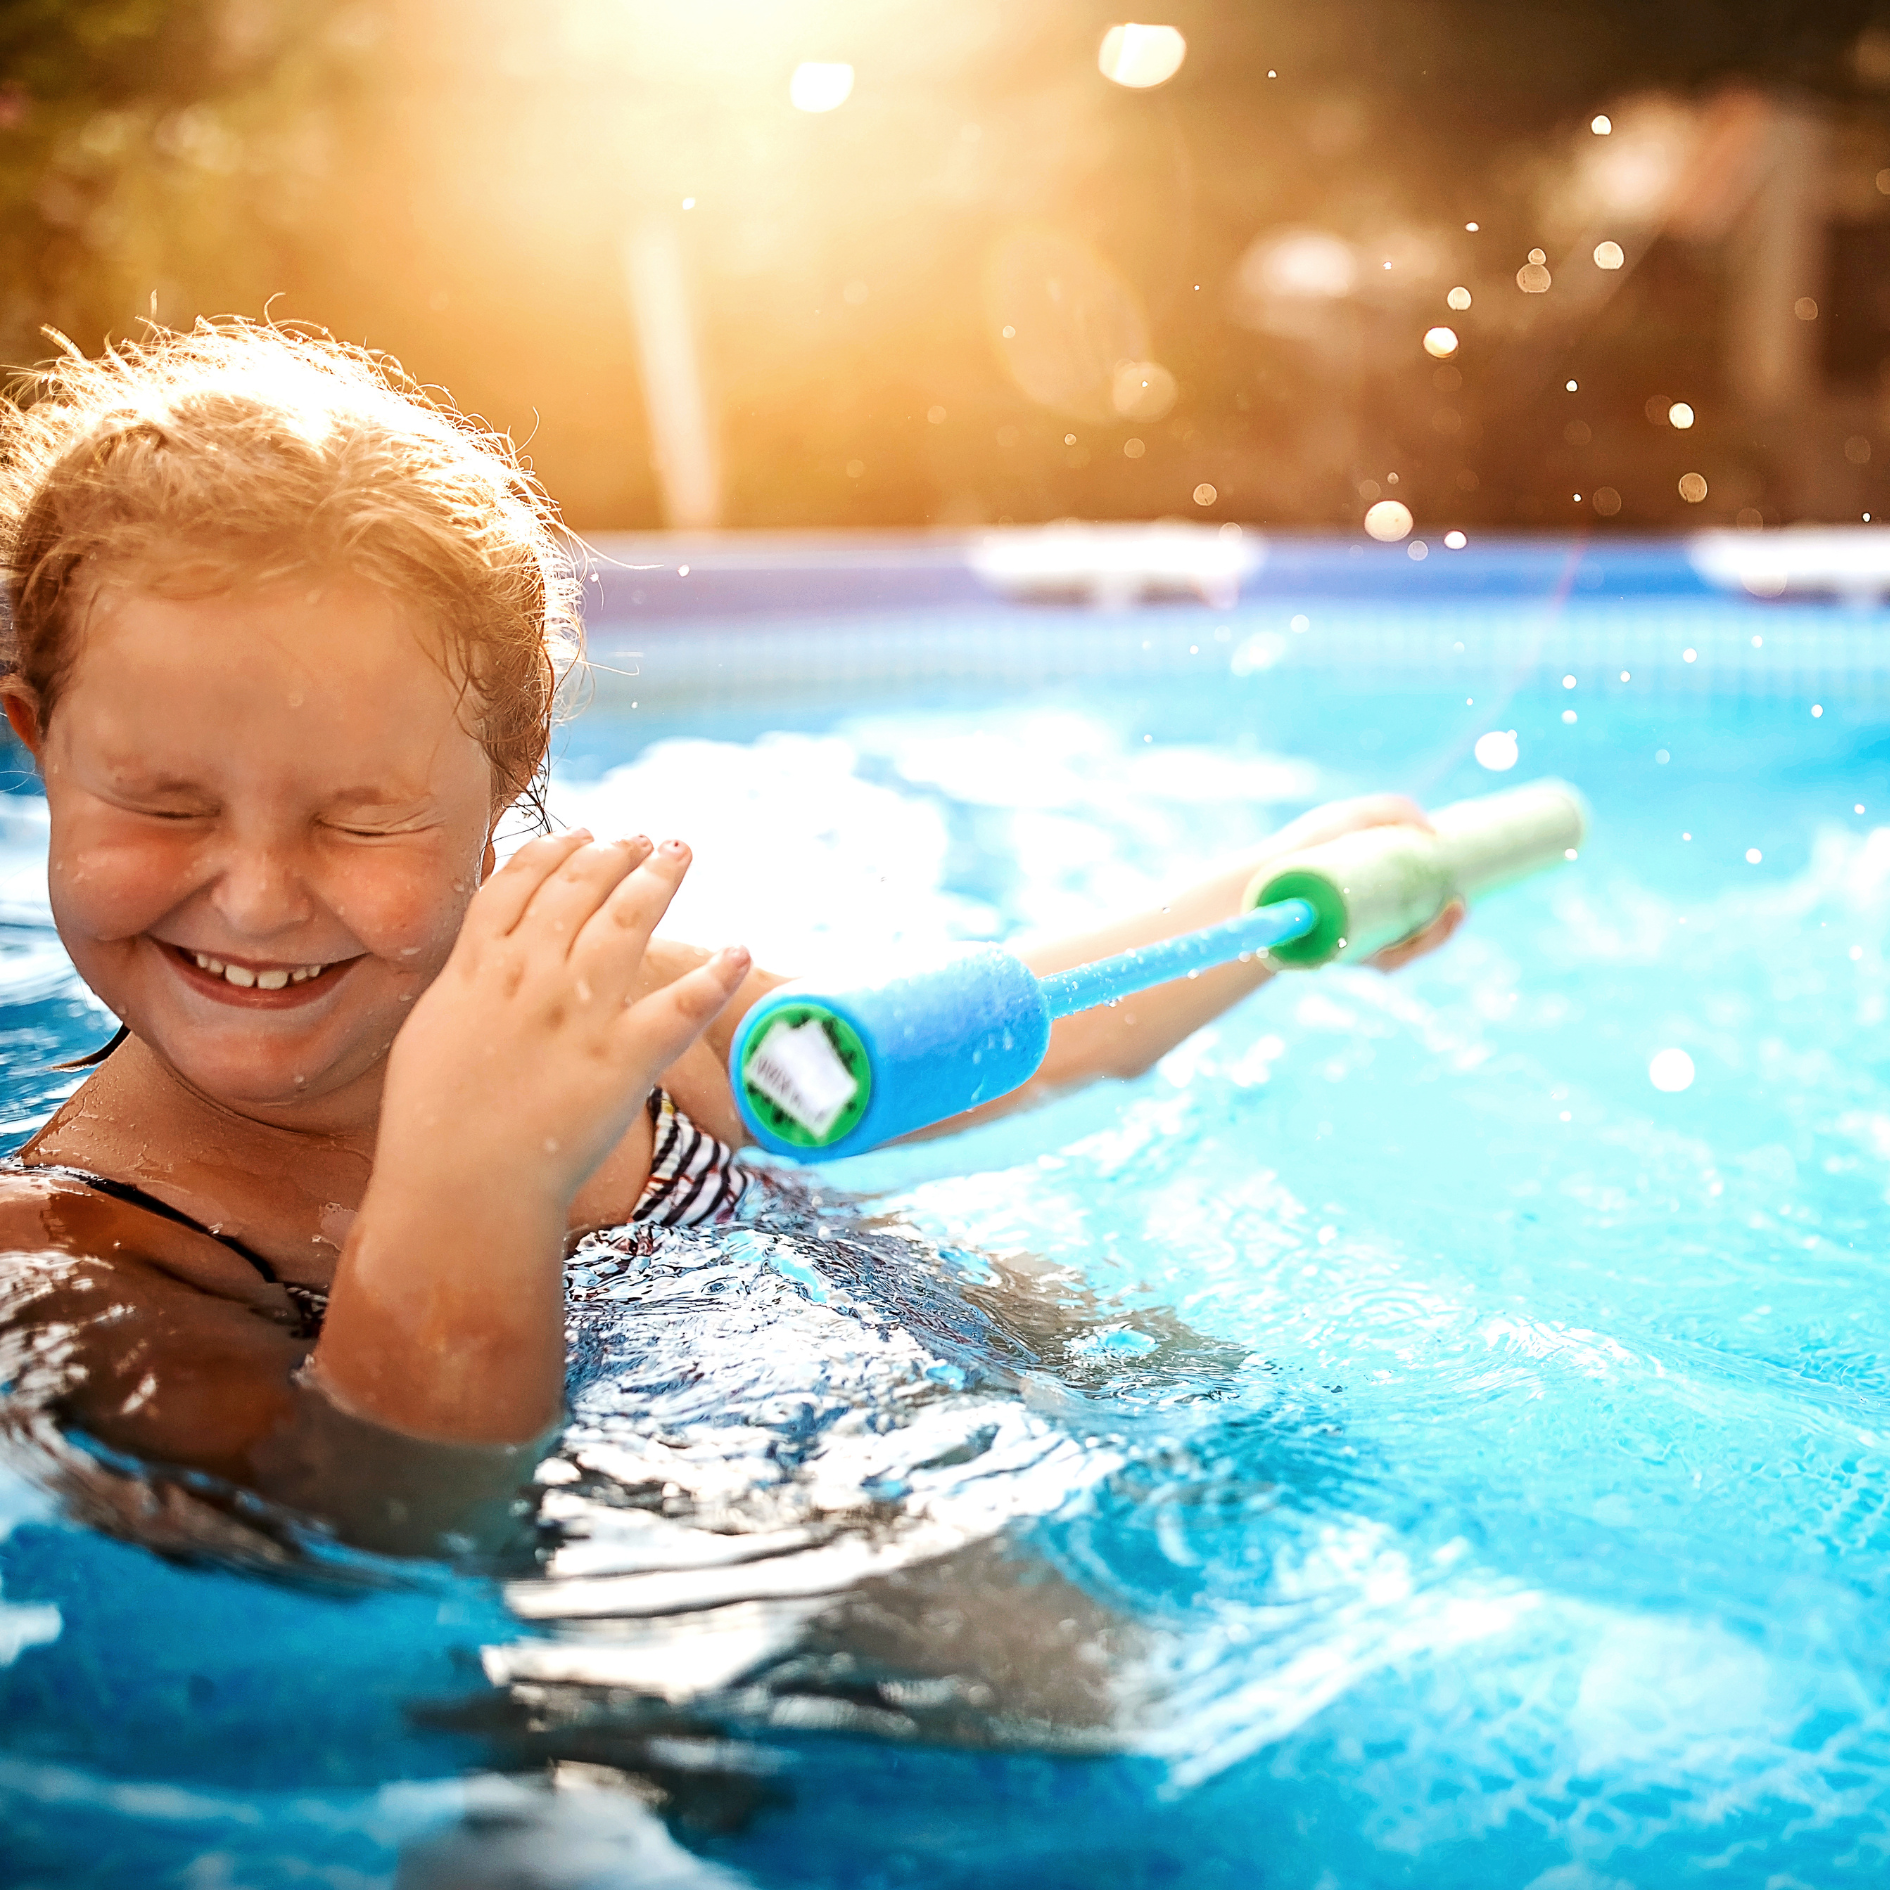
left=188, top=949, right=331, bottom=989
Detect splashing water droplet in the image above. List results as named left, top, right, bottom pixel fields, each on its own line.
left=1474, top=729, right=1519, bottom=771
left=1649, top=1048, right=1694, bottom=1092
left=1363, top=500, right=1414, bottom=542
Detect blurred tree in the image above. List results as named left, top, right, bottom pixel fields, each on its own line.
left=6, top=0, right=1890, bottom=531
left=0, top=0, right=372, bottom=366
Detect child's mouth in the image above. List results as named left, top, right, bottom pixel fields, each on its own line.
left=166, top=943, right=358, bottom=1003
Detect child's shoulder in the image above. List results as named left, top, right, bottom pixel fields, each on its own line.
left=0, top=1164, right=294, bottom=1313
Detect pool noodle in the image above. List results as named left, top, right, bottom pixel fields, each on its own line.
left=730, top=777, right=1587, bottom=1160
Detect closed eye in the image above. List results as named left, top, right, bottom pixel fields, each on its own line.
left=323, top=817, right=441, bottom=840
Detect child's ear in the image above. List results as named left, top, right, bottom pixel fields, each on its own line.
left=1, top=684, right=44, bottom=761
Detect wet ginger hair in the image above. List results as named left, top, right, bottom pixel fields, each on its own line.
left=0, top=320, right=580, bottom=823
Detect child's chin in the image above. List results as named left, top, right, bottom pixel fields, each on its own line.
left=159, top=1028, right=360, bottom=1110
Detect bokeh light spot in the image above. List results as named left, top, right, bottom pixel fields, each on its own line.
left=789, top=63, right=854, bottom=113
left=1649, top=1048, right=1694, bottom=1092
left=1668, top=401, right=1695, bottom=429
left=1363, top=499, right=1414, bottom=541
left=1474, top=729, right=1519, bottom=771
left=1098, top=23, right=1187, bottom=89
left=1423, top=326, right=1459, bottom=358
left=1594, top=240, right=1625, bottom=269
left=1111, top=359, right=1177, bottom=420
left=1446, top=285, right=1472, bottom=310
left=1192, top=482, right=1218, bottom=506
left=1678, top=471, right=1708, bottom=503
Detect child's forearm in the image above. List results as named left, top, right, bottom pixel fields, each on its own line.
left=310, top=1168, right=570, bottom=1445
left=944, top=796, right=1460, bottom=1127
left=1020, top=857, right=1278, bottom=1087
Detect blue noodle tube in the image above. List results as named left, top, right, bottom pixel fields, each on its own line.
left=730, top=905, right=1316, bottom=1161
left=730, top=777, right=1587, bottom=1162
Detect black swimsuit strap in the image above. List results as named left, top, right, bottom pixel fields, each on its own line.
left=13, top=1161, right=282, bottom=1285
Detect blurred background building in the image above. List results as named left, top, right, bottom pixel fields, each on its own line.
left=10, top=0, right=1890, bottom=537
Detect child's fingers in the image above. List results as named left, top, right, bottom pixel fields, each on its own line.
left=459, top=831, right=594, bottom=941
left=512, top=835, right=654, bottom=954
left=616, top=945, right=751, bottom=1074
left=1368, top=897, right=1466, bottom=971
left=568, top=840, right=695, bottom=1001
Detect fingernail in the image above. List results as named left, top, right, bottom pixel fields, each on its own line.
left=661, top=838, right=688, bottom=855
left=715, top=945, right=751, bottom=972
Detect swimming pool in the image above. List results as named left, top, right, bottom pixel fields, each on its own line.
left=4, top=535, right=1889, bottom=1887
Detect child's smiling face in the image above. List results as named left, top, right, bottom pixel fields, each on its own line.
left=15, top=569, right=501, bottom=1123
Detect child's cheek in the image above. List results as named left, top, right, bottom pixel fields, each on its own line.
left=48, top=828, right=202, bottom=941
left=321, top=841, right=481, bottom=973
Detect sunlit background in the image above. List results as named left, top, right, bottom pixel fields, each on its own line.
left=13, top=1, right=1890, bottom=533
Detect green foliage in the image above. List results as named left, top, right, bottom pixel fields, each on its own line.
left=0, top=0, right=374, bottom=367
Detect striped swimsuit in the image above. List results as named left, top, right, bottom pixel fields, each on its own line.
left=15, top=1087, right=746, bottom=1336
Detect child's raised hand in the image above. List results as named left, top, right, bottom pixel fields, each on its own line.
left=376, top=831, right=749, bottom=1212
left=1254, top=793, right=1465, bottom=971
left=317, top=833, right=749, bottom=1442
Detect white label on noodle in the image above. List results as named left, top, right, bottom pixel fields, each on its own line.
left=747, top=1018, right=859, bottom=1136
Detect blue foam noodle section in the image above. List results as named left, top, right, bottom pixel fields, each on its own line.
left=733, top=946, right=1052, bottom=1161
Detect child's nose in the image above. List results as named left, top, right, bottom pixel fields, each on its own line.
left=211, top=843, right=316, bottom=938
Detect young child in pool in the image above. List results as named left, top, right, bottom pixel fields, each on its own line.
left=0, top=323, right=1459, bottom=1525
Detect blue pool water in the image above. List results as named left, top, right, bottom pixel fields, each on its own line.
left=4, top=545, right=1890, bottom=1887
